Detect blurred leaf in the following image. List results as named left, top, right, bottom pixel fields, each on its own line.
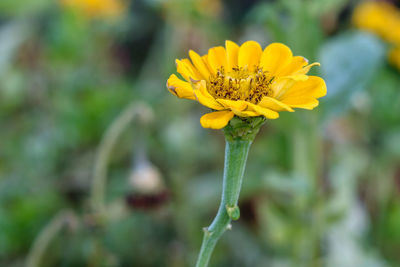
left=368, top=66, right=400, bottom=129
left=320, top=31, right=385, bottom=115
left=262, top=170, right=310, bottom=195
left=0, top=0, right=52, bottom=16
left=309, top=0, right=348, bottom=15
left=0, top=22, right=29, bottom=74
left=0, top=192, right=62, bottom=256
left=383, top=128, right=400, bottom=160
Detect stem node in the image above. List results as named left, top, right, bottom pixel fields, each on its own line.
left=203, top=227, right=212, bottom=236
left=226, top=205, right=240, bottom=220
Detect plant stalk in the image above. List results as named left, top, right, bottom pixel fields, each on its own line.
left=195, top=138, right=252, bottom=267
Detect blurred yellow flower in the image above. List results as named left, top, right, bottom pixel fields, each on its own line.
left=167, top=41, right=327, bottom=129
left=353, top=1, right=400, bottom=44
left=61, top=0, right=125, bottom=19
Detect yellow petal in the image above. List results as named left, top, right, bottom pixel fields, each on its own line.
left=247, top=102, right=280, bottom=119
left=189, top=50, right=211, bottom=80
left=176, top=59, right=202, bottom=81
left=280, top=76, right=327, bottom=110
left=231, top=109, right=258, bottom=117
left=260, top=43, right=293, bottom=75
left=281, top=98, right=320, bottom=110
left=182, top=58, right=203, bottom=78
left=281, top=74, right=309, bottom=81
left=274, top=54, right=319, bottom=78
left=166, top=74, right=196, bottom=100
left=258, top=97, right=294, bottom=112
left=294, top=62, right=320, bottom=75
left=271, top=77, right=297, bottom=99
left=216, top=99, right=247, bottom=111
left=225, top=40, right=239, bottom=71
left=278, top=56, right=308, bottom=76
left=200, top=111, right=234, bottom=129
left=207, top=46, right=227, bottom=74
left=281, top=76, right=327, bottom=100
left=238, top=41, right=262, bottom=71
left=202, top=55, right=214, bottom=75
left=193, top=80, right=224, bottom=110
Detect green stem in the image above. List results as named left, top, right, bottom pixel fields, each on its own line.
left=195, top=138, right=252, bottom=267
left=26, top=210, right=76, bottom=267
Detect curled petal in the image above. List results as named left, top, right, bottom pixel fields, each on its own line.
left=200, top=111, right=234, bottom=129
left=167, top=74, right=196, bottom=100
left=294, top=62, right=320, bottom=76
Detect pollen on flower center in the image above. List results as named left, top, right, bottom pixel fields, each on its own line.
left=207, top=66, right=275, bottom=104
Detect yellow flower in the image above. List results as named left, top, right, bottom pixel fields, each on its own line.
left=61, top=0, right=125, bottom=19
left=167, top=41, right=327, bottom=129
left=353, top=1, right=400, bottom=44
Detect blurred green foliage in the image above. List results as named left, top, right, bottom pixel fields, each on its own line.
left=1, top=0, right=400, bottom=266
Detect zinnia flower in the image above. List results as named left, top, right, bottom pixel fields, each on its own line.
left=167, top=41, right=327, bottom=129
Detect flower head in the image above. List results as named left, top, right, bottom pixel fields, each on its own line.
left=61, top=0, right=125, bottom=19
left=167, top=41, right=326, bottom=129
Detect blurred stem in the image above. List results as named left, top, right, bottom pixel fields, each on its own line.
left=195, top=138, right=252, bottom=267
left=91, top=102, right=152, bottom=214
left=26, top=210, right=75, bottom=267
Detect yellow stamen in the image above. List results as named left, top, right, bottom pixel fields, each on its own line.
left=207, top=66, right=274, bottom=104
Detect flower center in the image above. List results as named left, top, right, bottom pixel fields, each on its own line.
left=207, top=66, right=274, bottom=104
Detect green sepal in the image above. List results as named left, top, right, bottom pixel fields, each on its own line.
left=224, top=116, right=266, bottom=142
